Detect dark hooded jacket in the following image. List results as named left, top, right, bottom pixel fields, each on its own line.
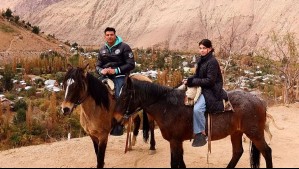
left=186, top=51, right=227, bottom=113
left=96, top=36, right=135, bottom=78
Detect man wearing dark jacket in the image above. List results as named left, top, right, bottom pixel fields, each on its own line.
left=96, top=27, right=135, bottom=136
left=96, top=27, right=135, bottom=98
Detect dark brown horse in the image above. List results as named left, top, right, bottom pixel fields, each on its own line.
left=114, top=77, right=273, bottom=168
left=60, top=65, right=156, bottom=168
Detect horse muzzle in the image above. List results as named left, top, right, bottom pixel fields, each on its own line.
left=61, top=101, right=75, bottom=116
left=61, top=107, right=72, bottom=116
left=114, top=112, right=125, bottom=123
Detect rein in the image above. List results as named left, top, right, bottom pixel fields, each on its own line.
left=70, top=94, right=89, bottom=113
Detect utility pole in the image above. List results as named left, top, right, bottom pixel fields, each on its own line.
left=296, top=79, right=299, bottom=101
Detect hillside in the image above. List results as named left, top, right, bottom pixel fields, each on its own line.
left=0, top=16, right=68, bottom=64
left=1, top=0, right=299, bottom=53
left=0, top=104, right=298, bottom=168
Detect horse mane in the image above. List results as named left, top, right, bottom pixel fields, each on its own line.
left=64, top=68, right=110, bottom=111
left=86, top=73, right=110, bottom=111
left=132, top=79, right=185, bottom=106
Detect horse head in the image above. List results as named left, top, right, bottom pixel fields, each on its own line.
left=61, top=64, right=89, bottom=115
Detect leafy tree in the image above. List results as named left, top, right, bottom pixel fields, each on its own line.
left=68, top=54, right=80, bottom=66
left=71, top=42, right=78, bottom=49
left=32, top=26, right=40, bottom=34
left=4, top=8, right=12, bottom=18
left=26, top=102, right=33, bottom=130
left=14, top=15, right=20, bottom=23
left=78, top=47, right=84, bottom=53
left=1, top=65, right=15, bottom=91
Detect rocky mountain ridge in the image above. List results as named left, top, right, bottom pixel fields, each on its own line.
left=1, top=0, right=298, bottom=54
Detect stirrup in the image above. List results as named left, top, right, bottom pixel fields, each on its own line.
left=224, top=100, right=234, bottom=112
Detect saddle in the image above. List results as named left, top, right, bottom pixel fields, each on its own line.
left=102, top=78, right=115, bottom=96
left=178, top=84, right=202, bottom=106
left=178, top=84, right=234, bottom=112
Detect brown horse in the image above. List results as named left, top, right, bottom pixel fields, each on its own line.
left=60, top=65, right=156, bottom=168
left=114, top=77, right=273, bottom=168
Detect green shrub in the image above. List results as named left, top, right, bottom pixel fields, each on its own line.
left=14, top=108, right=26, bottom=124
left=31, top=121, right=46, bottom=136
left=14, top=99, right=28, bottom=111
left=26, top=87, right=36, bottom=97
left=9, top=133, right=22, bottom=147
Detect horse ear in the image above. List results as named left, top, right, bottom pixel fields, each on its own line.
left=83, top=63, right=90, bottom=70
left=83, top=63, right=90, bottom=76
left=67, top=64, right=73, bottom=71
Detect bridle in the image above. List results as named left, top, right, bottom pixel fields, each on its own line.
left=64, top=79, right=89, bottom=114
left=123, top=88, right=139, bottom=120
left=74, top=94, right=89, bottom=108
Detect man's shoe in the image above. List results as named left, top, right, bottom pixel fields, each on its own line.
left=110, top=124, right=124, bottom=136
left=192, top=133, right=207, bottom=147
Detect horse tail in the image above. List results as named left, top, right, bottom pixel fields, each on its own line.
left=266, top=113, right=284, bottom=130
left=250, top=141, right=261, bottom=168
left=142, top=111, right=150, bottom=143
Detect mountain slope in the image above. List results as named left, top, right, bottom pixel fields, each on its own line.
left=1, top=0, right=299, bottom=53
left=0, top=16, right=68, bottom=63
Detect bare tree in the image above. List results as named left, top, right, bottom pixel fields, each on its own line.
left=264, top=31, right=299, bottom=104
left=49, top=92, right=57, bottom=126
left=197, top=5, right=255, bottom=82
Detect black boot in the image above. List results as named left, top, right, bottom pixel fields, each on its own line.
left=110, top=124, right=124, bottom=136
left=192, top=133, right=207, bottom=147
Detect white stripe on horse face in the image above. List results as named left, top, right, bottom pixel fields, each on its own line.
left=65, top=78, right=75, bottom=99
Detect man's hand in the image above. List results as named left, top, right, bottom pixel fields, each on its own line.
left=182, top=79, right=188, bottom=85
left=107, top=68, right=116, bottom=75
left=101, top=68, right=117, bottom=75
left=101, top=69, right=108, bottom=75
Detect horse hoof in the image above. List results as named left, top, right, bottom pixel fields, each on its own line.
left=148, top=150, right=156, bottom=155
left=132, top=136, right=137, bottom=146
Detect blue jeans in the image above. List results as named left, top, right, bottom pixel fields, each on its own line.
left=193, top=95, right=206, bottom=134
left=112, top=76, right=125, bottom=99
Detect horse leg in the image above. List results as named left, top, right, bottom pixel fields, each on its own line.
left=251, top=138, right=273, bottom=168
left=227, top=132, right=244, bottom=168
left=96, top=137, right=108, bottom=168
left=91, top=136, right=99, bottom=155
left=132, top=115, right=141, bottom=146
left=90, top=135, right=106, bottom=168
left=170, top=140, right=186, bottom=168
left=149, top=117, right=156, bottom=152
